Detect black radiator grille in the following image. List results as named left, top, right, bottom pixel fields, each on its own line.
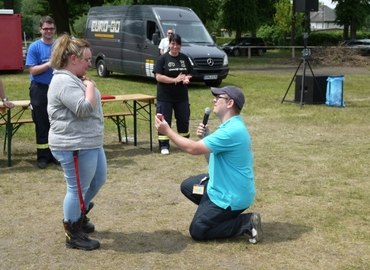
left=193, top=58, right=224, bottom=67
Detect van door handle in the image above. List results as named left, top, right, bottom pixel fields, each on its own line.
left=144, top=45, right=149, bottom=49
left=137, top=44, right=141, bottom=49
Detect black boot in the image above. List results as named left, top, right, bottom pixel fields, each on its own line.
left=63, top=216, right=100, bottom=250
left=82, top=202, right=95, bottom=233
left=81, top=215, right=95, bottom=233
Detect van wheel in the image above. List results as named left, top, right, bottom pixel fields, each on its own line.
left=256, top=49, right=264, bottom=56
left=232, top=49, right=241, bottom=57
left=97, top=59, right=109, bottom=77
left=205, top=80, right=222, bottom=87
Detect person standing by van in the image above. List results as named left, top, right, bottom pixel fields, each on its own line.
left=26, top=16, right=57, bottom=169
left=153, top=34, right=193, bottom=155
left=158, top=29, right=173, bottom=55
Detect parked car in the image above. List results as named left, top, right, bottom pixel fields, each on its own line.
left=221, top=37, right=267, bottom=57
left=341, top=39, right=370, bottom=56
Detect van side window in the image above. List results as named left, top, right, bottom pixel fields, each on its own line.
left=122, top=19, right=143, bottom=37
left=146, top=21, right=158, bottom=41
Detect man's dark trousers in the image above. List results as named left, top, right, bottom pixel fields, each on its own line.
left=180, top=174, right=253, bottom=241
left=29, top=81, right=53, bottom=163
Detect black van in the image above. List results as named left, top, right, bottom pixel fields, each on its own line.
left=85, top=5, right=229, bottom=87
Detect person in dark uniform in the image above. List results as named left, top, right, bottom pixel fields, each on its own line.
left=25, top=16, right=58, bottom=169
left=153, top=34, right=193, bottom=155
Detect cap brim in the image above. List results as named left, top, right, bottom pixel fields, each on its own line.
left=210, top=87, right=225, bottom=96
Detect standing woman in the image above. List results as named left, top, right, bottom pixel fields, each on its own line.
left=153, top=34, right=193, bottom=155
left=48, top=34, right=106, bottom=250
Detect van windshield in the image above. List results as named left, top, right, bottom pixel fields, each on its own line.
left=161, top=21, right=214, bottom=44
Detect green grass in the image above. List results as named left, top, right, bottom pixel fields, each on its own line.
left=0, top=57, right=370, bottom=269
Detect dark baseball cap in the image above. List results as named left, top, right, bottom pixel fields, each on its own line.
left=211, top=86, right=245, bottom=110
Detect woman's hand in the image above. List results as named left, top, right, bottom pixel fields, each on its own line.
left=174, top=73, right=186, bottom=85
left=81, top=76, right=96, bottom=87
left=183, top=74, right=192, bottom=85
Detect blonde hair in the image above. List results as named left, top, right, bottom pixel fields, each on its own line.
left=50, top=33, right=91, bottom=69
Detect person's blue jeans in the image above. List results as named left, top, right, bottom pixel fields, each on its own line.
left=52, top=147, right=107, bottom=223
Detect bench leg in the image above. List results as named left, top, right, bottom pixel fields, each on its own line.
left=110, top=116, right=128, bottom=144
left=114, top=116, right=122, bottom=143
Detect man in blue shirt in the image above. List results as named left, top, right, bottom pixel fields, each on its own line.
left=155, top=85, right=262, bottom=243
left=26, top=16, right=57, bottom=169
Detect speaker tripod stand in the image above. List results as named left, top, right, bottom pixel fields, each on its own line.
left=281, top=11, right=325, bottom=110
left=281, top=47, right=317, bottom=110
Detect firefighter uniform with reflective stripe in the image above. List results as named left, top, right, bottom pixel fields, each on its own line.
left=153, top=51, right=193, bottom=151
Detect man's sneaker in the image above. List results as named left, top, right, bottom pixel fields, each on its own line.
left=37, top=161, right=47, bottom=169
left=161, top=148, right=169, bottom=155
left=248, top=212, right=263, bottom=244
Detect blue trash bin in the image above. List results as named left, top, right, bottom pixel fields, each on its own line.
left=326, top=75, right=345, bottom=107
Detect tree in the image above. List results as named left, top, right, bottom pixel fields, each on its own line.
left=44, top=0, right=70, bottom=34
left=138, top=0, right=221, bottom=25
left=333, top=0, right=370, bottom=39
left=34, top=0, right=115, bottom=34
left=1, top=0, right=21, bottom=12
left=219, top=0, right=279, bottom=38
left=3, top=0, right=14, bottom=9
left=222, top=0, right=258, bottom=38
left=291, top=0, right=297, bottom=46
left=274, top=0, right=293, bottom=44
left=274, top=0, right=304, bottom=45
left=20, top=0, right=40, bottom=40
left=256, top=0, right=279, bottom=26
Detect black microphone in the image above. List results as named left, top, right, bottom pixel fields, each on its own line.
left=202, top=107, right=211, bottom=125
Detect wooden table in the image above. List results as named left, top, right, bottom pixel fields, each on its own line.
left=101, top=94, right=156, bottom=151
left=0, top=100, right=32, bottom=167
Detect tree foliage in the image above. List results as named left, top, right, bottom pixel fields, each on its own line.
left=333, top=0, right=370, bottom=39
left=137, top=0, right=221, bottom=25
left=222, top=0, right=258, bottom=38
left=30, top=0, right=116, bottom=34
left=6, top=0, right=370, bottom=45
left=1, top=0, right=21, bottom=12
left=221, top=0, right=279, bottom=38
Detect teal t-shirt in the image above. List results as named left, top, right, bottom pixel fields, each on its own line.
left=202, top=115, right=255, bottom=210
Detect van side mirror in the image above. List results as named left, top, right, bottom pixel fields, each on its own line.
left=152, top=33, right=159, bottom=45
left=211, top=35, right=217, bottom=43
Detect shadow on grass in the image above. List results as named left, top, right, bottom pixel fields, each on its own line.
left=95, top=222, right=312, bottom=254
left=261, top=221, right=312, bottom=243
left=96, top=229, right=188, bottom=253
left=211, top=221, right=312, bottom=245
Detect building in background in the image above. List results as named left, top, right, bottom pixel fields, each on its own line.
left=310, top=4, right=342, bottom=31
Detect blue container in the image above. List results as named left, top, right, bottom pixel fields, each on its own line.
left=326, top=75, right=345, bottom=107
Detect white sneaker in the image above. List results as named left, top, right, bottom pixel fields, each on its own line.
left=248, top=212, right=263, bottom=244
left=161, top=149, right=169, bottom=155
